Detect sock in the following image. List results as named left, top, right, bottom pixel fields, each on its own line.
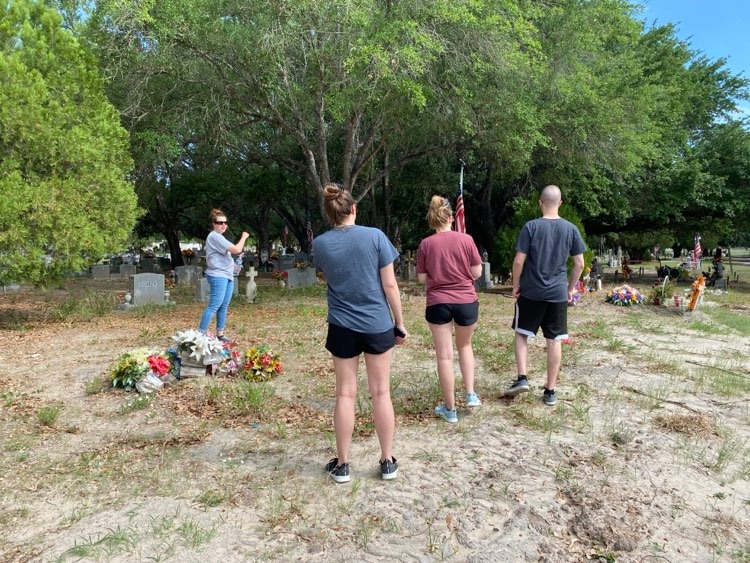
left=517, top=374, right=528, bottom=381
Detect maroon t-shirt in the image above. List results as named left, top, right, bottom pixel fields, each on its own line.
left=416, top=231, right=482, bottom=306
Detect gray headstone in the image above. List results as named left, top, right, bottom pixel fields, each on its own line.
left=286, top=268, right=317, bottom=289
left=157, top=257, right=171, bottom=271
left=278, top=255, right=295, bottom=272
left=475, top=262, right=494, bottom=290
left=91, top=265, right=110, bottom=280
left=120, top=264, right=137, bottom=278
left=245, top=267, right=258, bottom=302
left=174, top=265, right=203, bottom=286
left=195, top=276, right=237, bottom=300
left=130, top=273, right=166, bottom=305
left=196, top=277, right=210, bottom=302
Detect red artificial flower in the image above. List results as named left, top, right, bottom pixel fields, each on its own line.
left=259, top=354, right=272, bottom=367
left=274, top=362, right=284, bottom=374
left=147, top=355, right=171, bottom=376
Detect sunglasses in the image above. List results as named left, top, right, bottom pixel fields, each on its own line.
left=214, top=220, right=228, bottom=225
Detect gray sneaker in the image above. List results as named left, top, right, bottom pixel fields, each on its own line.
left=502, top=378, right=529, bottom=397
left=542, top=388, right=557, bottom=407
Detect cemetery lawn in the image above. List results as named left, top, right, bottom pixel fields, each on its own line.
left=1, top=275, right=750, bottom=562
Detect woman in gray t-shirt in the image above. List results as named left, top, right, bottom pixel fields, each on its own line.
left=198, top=208, right=249, bottom=342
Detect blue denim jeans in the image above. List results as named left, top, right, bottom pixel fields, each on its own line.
left=198, top=275, right=234, bottom=333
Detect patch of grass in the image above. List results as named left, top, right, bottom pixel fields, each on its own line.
left=604, top=337, right=635, bottom=353
left=195, top=489, right=227, bottom=508
left=37, top=405, right=62, bottom=427
left=176, top=519, right=217, bottom=549
left=45, top=291, right=116, bottom=323
left=704, top=365, right=750, bottom=397
left=687, top=320, right=715, bottom=334
left=84, top=376, right=107, bottom=395
left=119, top=394, right=154, bottom=414
left=391, top=371, right=441, bottom=417
left=61, top=525, right=138, bottom=559
left=232, top=381, right=275, bottom=417
left=703, top=307, right=750, bottom=336
left=138, top=327, right=168, bottom=344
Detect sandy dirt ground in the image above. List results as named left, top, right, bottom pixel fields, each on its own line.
left=1, top=276, right=749, bottom=562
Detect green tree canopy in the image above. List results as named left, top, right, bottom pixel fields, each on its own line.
left=0, top=0, right=138, bottom=284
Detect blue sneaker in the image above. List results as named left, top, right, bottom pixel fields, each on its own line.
left=434, top=404, right=458, bottom=423
left=466, top=392, right=482, bottom=407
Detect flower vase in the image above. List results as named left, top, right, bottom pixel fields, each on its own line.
left=278, top=280, right=286, bottom=288
left=179, top=351, right=208, bottom=378
left=136, top=372, right=164, bottom=394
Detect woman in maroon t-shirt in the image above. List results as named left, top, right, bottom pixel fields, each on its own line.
left=416, top=196, right=483, bottom=423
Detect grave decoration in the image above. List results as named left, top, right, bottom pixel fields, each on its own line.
left=107, top=333, right=281, bottom=394
left=241, top=344, right=284, bottom=382
left=605, top=284, right=645, bottom=306
left=109, top=348, right=177, bottom=393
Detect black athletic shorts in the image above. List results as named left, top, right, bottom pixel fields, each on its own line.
left=425, top=301, right=479, bottom=326
left=325, top=323, right=395, bottom=358
left=511, top=296, right=568, bottom=340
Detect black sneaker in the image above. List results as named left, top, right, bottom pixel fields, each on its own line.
left=380, top=457, right=398, bottom=480
left=217, top=335, right=231, bottom=343
left=324, top=457, right=350, bottom=483
left=543, top=388, right=557, bottom=407
left=502, top=377, right=530, bottom=397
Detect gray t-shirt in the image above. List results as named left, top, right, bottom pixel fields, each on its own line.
left=313, top=225, right=399, bottom=333
left=204, top=231, right=234, bottom=280
left=515, top=218, right=586, bottom=302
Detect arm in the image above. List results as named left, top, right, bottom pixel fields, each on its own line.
left=380, top=262, right=408, bottom=342
left=470, top=263, right=483, bottom=279
left=511, top=251, right=526, bottom=299
left=227, top=232, right=250, bottom=254
left=568, top=254, right=585, bottom=301
left=417, top=272, right=428, bottom=284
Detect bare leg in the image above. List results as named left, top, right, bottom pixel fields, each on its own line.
left=364, top=349, right=395, bottom=462
left=332, top=356, right=359, bottom=464
left=514, top=331, right=529, bottom=376
left=546, top=338, right=562, bottom=390
left=428, top=322, right=456, bottom=409
left=455, top=323, right=477, bottom=394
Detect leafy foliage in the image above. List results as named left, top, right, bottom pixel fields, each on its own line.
left=0, top=0, right=138, bottom=284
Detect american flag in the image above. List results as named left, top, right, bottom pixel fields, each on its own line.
left=306, top=214, right=314, bottom=250
left=281, top=221, right=288, bottom=247
left=454, top=185, right=466, bottom=234
left=694, top=234, right=702, bottom=260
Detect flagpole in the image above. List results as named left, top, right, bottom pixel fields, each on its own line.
left=459, top=159, right=465, bottom=194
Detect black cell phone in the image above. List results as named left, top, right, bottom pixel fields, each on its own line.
left=394, top=326, right=406, bottom=338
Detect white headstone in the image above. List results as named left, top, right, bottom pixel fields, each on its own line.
left=130, top=273, right=166, bottom=305
left=245, top=267, right=258, bottom=302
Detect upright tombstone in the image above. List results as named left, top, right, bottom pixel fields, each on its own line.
left=286, top=267, right=317, bottom=289
left=130, top=273, right=167, bottom=306
left=140, top=257, right=155, bottom=273
left=278, top=254, right=295, bottom=272
left=475, top=262, right=494, bottom=290
left=245, top=267, right=258, bottom=302
left=174, top=265, right=203, bottom=287
left=91, top=264, right=110, bottom=280
left=195, top=277, right=210, bottom=302
left=120, top=264, right=137, bottom=279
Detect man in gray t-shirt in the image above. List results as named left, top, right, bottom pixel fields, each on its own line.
left=503, top=185, right=585, bottom=407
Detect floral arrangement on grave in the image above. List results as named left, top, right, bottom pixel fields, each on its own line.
left=648, top=278, right=675, bottom=305
left=294, top=260, right=310, bottom=270
left=272, top=269, right=288, bottom=282
left=181, top=248, right=196, bottom=258
left=219, top=340, right=242, bottom=376
left=241, top=344, right=284, bottom=382
left=570, top=281, right=584, bottom=306
left=605, top=284, right=645, bottom=306
left=171, top=330, right=225, bottom=364
left=270, top=251, right=280, bottom=261
left=109, top=348, right=173, bottom=390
